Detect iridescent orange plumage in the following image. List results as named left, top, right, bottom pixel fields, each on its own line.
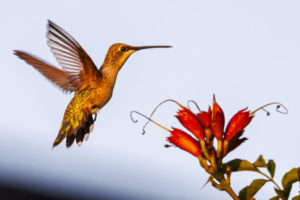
left=14, top=20, right=171, bottom=148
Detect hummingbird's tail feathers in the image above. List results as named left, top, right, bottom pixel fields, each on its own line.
left=53, top=122, right=71, bottom=148
left=53, top=112, right=96, bottom=148
left=73, top=114, right=95, bottom=146
left=66, top=134, right=75, bottom=148
left=52, top=89, right=97, bottom=148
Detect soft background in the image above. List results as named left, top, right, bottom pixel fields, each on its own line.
left=1, top=0, right=299, bottom=199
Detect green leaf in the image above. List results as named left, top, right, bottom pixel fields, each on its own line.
left=275, top=188, right=285, bottom=199
left=238, top=179, right=269, bottom=200
left=269, top=196, right=280, bottom=200
left=282, top=167, right=300, bottom=190
left=275, top=168, right=300, bottom=200
left=292, top=195, right=300, bottom=200
left=224, top=159, right=258, bottom=172
left=284, top=184, right=292, bottom=199
left=275, top=185, right=293, bottom=200
left=267, top=160, right=276, bottom=178
left=253, top=155, right=267, bottom=167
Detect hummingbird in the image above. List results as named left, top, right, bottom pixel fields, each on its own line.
left=14, top=20, right=171, bottom=148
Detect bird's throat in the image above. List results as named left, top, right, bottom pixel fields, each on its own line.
left=101, top=63, right=123, bottom=87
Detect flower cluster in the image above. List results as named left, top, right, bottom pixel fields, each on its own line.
left=131, top=95, right=286, bottom=173
left=174, top=96, right=254, bottom=160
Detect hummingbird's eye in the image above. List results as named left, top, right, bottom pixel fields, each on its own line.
left=121, top=47, right=127, bottom=52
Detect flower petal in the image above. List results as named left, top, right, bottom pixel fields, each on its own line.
left=168, top=128, right=202, bottom=157
left=224, top=108, right=254, bottom=141
left=197, top=111, right=210, bottom=128
left=211, top=101, right=225, bottom=140
left=175, top=107, right=204, bottom=140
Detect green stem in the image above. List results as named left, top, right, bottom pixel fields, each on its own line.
left=213, top=172, right=240, bottom=200
left=256, top=170, right=281, bottom=190
left=220, top=179, right=240, bottom=200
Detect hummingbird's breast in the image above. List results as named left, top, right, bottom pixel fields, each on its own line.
left=70, top=72, right=118, bottom=116
left=86, top=78, right=116, bottom=113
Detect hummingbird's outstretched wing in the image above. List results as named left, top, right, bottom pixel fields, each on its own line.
left=14, top=20, right=102, bottom=92
left=47, top=20, right=102, bottom=90
left=14, top=50, right=78, bottom=92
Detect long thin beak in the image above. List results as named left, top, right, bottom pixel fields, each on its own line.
left=131, top=45, right=172, bottom=50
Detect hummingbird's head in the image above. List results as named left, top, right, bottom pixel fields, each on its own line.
left=102, top=43, right=172, bottom=73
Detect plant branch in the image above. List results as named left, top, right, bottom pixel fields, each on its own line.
left=219, top=178, right=240, bottom=200
left=213, top=172, right=240, bottom=200
left=256, top=170, right=281, bottom=190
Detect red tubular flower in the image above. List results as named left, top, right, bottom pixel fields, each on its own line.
left=224, top=108, right=253, bottom=141
left=197, top=110, right=214, bottom=145
left=210, top=99, right=225, bottom=140
left=175, top=107, right=204, bottom=141
left=131, top=98, right=286, bottom=160
left=168, top=128, right=202, bottom=157
left=197, top=111, right=210, bottom=129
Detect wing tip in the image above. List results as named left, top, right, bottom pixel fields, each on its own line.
left=13, top=50, right=35, bottom=59
left=13, top=50, right=22, bottom=56
left=47, top=19, right=54, bottom=27
left=13, top=50, right=30, bottom=60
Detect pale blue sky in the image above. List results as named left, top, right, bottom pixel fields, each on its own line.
left=1, top=0, right=299, bottom=199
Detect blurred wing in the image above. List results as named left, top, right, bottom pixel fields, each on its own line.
left=14, top=50, right=77, bottom=92
left=47, top=20, right=102, bottom=89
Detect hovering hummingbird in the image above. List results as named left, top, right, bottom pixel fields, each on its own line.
left=14, top=20, right=171, bottom=148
